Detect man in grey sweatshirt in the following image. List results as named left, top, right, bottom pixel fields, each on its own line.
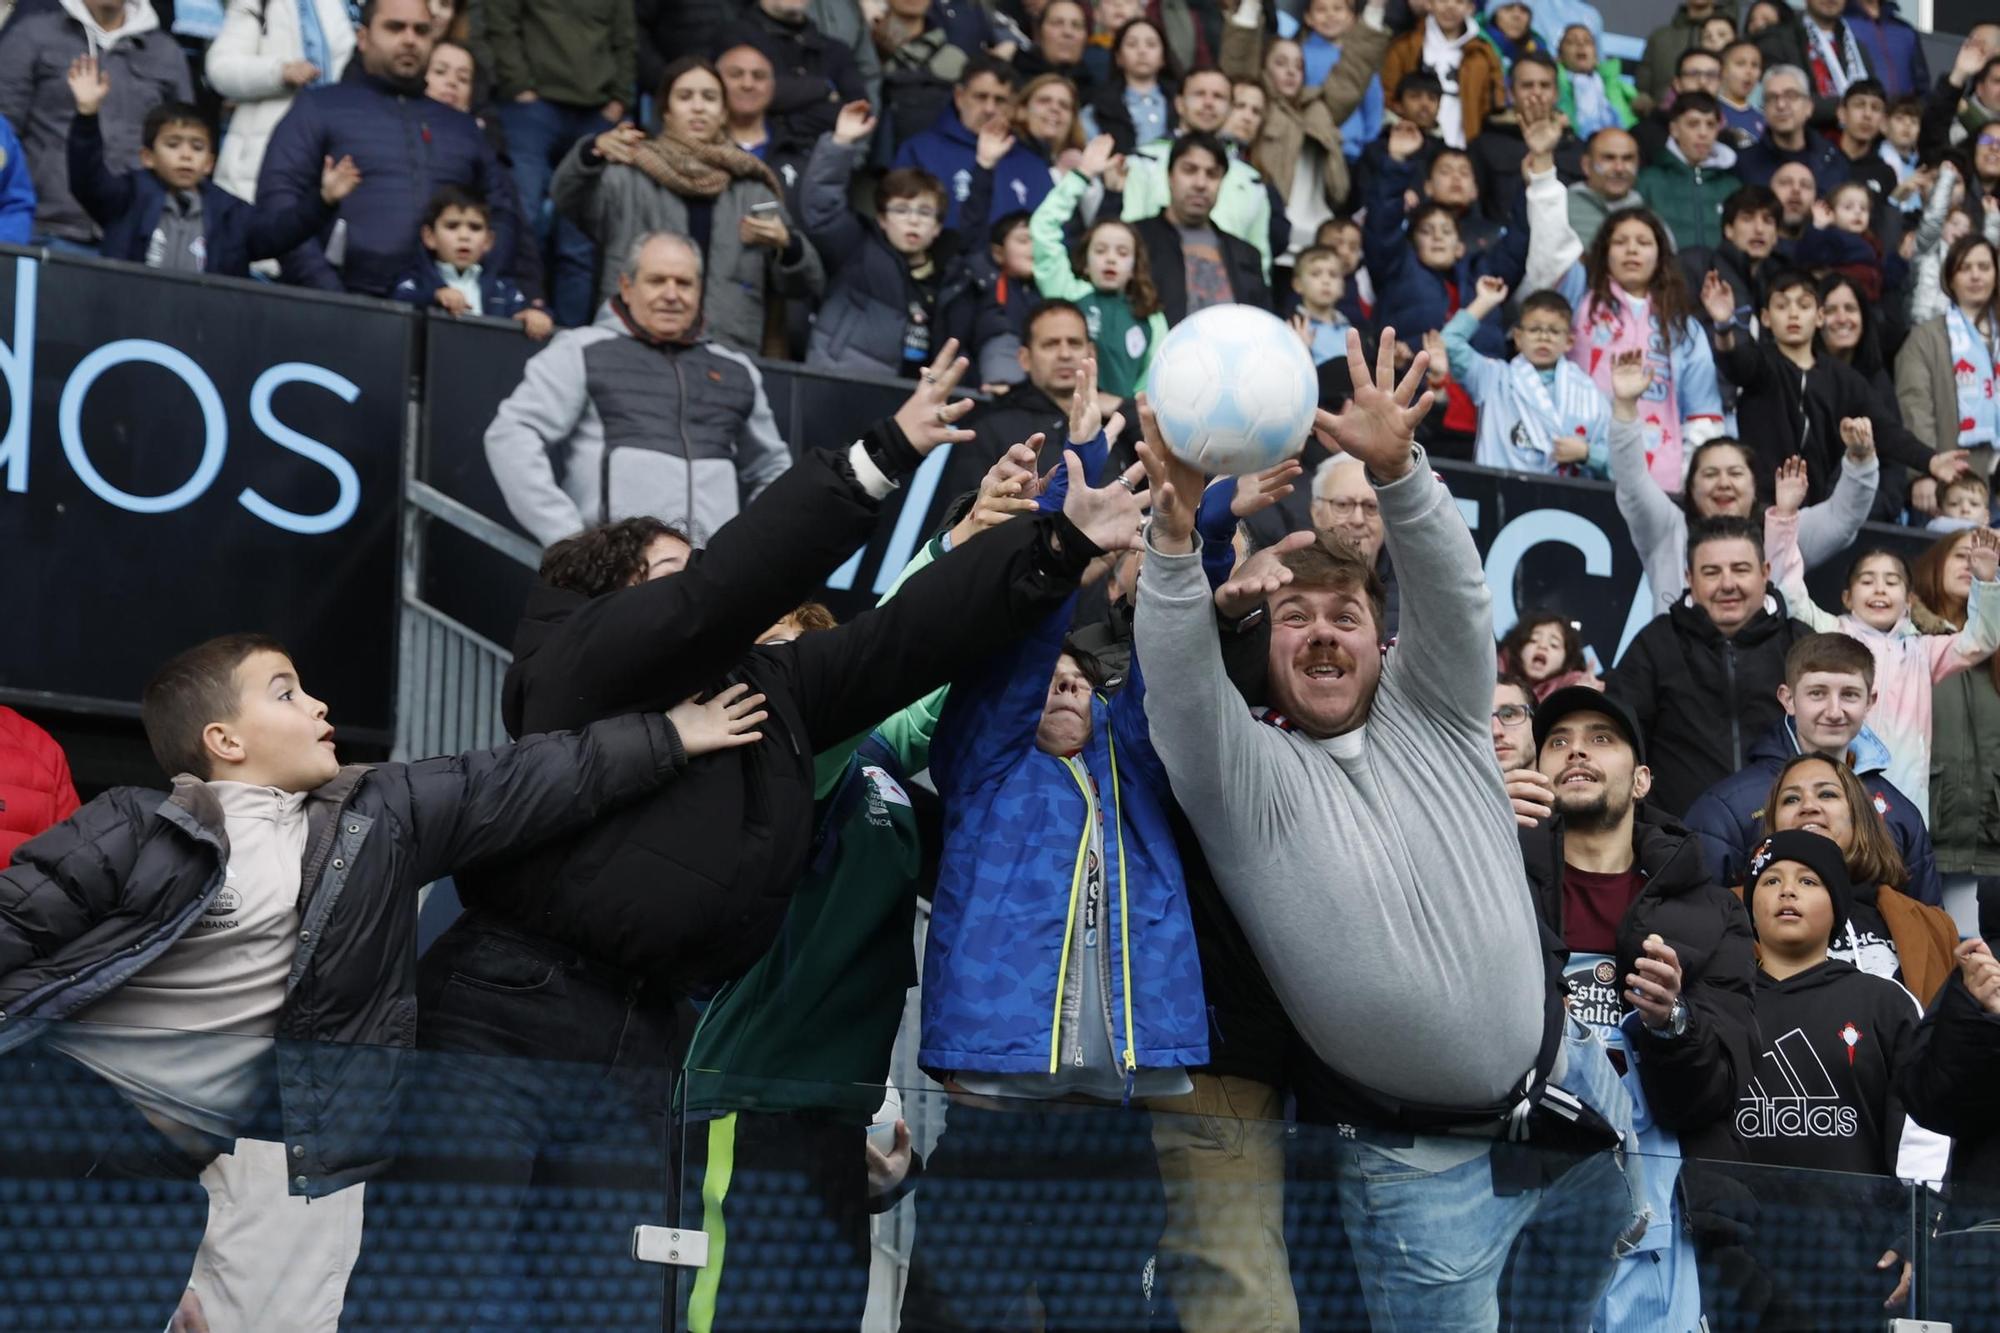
left=1135, top=329, right=1639, bottom=1329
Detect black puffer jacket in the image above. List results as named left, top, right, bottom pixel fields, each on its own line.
left=1518, top=807, right=1758, bottom=1162
left=1898, top=971, right=2000, bottom=1211
left=457, top=441, right=1106, bottom=994
left=1607, top=593, right=1814, bottom=819
left=0, top=713, right=688, bottom=1196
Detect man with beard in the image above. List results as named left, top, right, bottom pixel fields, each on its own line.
left=1137, top=329, right=1639, bottom=1328
left=1516, top=687, right=1757, bottom=1330
left=256, top=0, right=519, bottom=295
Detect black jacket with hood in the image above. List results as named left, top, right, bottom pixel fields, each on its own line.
left=1607, top=592, right=1815, bottom=819
left=1519, top=806, right=1759, bottom=1163
left=0, top=712, right=689, bottom=1196
left=1899, top=970, right=2000, bottom=1211
left=454, top=437, right=1108, bottom=996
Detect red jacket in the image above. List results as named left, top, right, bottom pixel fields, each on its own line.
left=0, top=707, right=79, bottom=868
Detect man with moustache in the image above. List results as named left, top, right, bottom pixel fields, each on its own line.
left=1137, top=330, right=1638, bottom=1327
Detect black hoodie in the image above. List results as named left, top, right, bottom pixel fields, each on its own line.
left=1898, top=971, right=2000, bottom=1209
left=1734, top=958, right=1933, bottom=1180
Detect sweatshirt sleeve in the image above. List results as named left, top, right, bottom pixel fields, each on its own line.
left=1937, top=576, right=2000, bottom=681
left=1030, top=172, right=1094, bottom=302
left=1376, top=451, right=1495, bottom=733
left=1795, top=453, right=1877, bottom=571
left=482, top=332, right=596, bottom=546
left=1522, top=166, right=1584, bottom=298
left=1764, top=508, right=1842, bottom=632
left=1607, top=413, right=1687, bottom=598
left=394, top=711, right=688, bottom=885
left=1134, top=529, right=1289, bottom=826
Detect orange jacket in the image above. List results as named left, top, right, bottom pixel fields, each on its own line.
left=1380, top=26, right=1504, bottom=143
left=1732, top=881, right=1959, bottom=1008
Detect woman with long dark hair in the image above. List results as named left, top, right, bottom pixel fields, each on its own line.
left=552, top=55, right=822, bottom=355
left=1527, top=204, right=1725, bottom=492
left=1913, top=528, right=2000, bottom=945
left=1897, top=233, right=2000, bottom=504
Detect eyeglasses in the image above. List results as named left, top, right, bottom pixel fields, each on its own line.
left=1766, top=89, right=1808, bottom=104
left=884, top=203, right=941, bottom=221
left=1316, top=497, right=1380, bottom=519
left=1492, top=704, right=1533, bottom=726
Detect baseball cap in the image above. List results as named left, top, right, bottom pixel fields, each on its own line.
left=1531, top=685, right=1646, bottom=765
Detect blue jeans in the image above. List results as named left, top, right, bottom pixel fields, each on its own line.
left=1336, top=1021, right=1641, bottom=1333
left=498, top=98, right=608, bottom=328
left=31, top=233, right=101, bottom=257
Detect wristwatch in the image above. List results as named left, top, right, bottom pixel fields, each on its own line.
left=1646, top=996, right=1690, bottom=1040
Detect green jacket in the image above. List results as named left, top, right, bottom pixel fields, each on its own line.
left=473, top=0, right=636, bottom=108
left=1556, top=61, right=1639, bottom=132
left=1635, top=149, right=1740, bottom=253
left=1031, top=172, right=1171, bottom=398
left=680, top=541, right=948, bottom=1120
left=1929, top=666, right=2000, bottom=877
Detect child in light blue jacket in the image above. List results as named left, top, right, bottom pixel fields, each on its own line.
left=1442, top=276, right=1609, bottom=477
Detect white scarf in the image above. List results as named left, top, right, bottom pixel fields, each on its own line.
left=1947, top=303, right=1999, bottom=448
left=1805, top=18, right=1868, bottom=99
left=1422, top=17, right=1475, bottom=148
left=1503, top=356, right=1600, bottom=471
left=1568, top=70, right=1615, bottom=139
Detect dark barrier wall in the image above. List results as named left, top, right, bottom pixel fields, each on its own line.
left=417, top=313, right=1936, bottom=677
left=0, top=244, right=1944, bottom=741
left=0, top=250, right=410, bottom=739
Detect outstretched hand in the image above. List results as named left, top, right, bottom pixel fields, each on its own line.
left=1229, top=459, right=1303, bottom=518
left=1068, top=352, right=1105, bottom=443
left=1609, top=347, right=1652, bottom=408
left=1957, top=937, right=2000, bottom=1014
left=1700, top=270, right=1737, bottom=327
left=1078, top=132, right=1119, bottom=179
left=1772, top=456, right=1808, bottom=517
left=320, top=154, right=362, bottom=204
left=1839, top=416, right=1876, bottom=462
left=1312, top=327, right=1434, bottom=482
left=1969, top=526, right=2000, bottom=584
left=667, top=683, right=768, bottom=755
left=1213, top=528, right=1315, bottom=618
left=893, top=339, right=977, bottom=455
left=1061, top=453, right=1151, bottom=554
left=67, top=54, right=109, bottom=116
left=833, top=99, right=879, bottom=146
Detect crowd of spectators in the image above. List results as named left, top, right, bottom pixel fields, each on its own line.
left=7, top=0, right=2000, bottom=1331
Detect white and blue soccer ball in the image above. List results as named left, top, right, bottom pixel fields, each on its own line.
left=1142, top=303, right=1320, bottom=476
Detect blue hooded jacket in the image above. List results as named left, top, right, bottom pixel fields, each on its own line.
left=1681, top=717, right=1942, bottom=906
left=921, top=431, right=1207, bottom=1078
left=892, top=105, right=1053, bottom=230
left=65, top=114, right=326, bottom=276
left=0, top=116, right=34, bottom=245
left=1362, top=153, right=1528, bottom=360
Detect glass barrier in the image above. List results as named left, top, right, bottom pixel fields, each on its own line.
left=4, top=1023, right=1997, bottom=1331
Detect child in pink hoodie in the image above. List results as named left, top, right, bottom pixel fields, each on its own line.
left=1768, top=448, right=2000, bottom=822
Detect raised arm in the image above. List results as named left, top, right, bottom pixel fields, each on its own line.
left=1795, top=451, right=1878, bottom=570
left=1764, top=460, right=1842, bottom=631
left=1934, top=530, right=2000, bottom=681
left=1030, top=159, right=1099, bottom=302
left=1521, top=160, right=1584, bottom=298
left=506, top=347, right=983, bottom=733
left=1604, top=354, right=1686, bottom=592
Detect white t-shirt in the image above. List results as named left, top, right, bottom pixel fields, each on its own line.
left=47, top=782, right=306, bottom=1137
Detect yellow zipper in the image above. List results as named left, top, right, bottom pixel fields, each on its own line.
left=1107, top=729, right=1138, bottom=1076
left=1048, top=760, right=1093, bottom=1074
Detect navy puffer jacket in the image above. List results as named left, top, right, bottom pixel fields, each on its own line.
left=255, top=72, right=519, bottom=297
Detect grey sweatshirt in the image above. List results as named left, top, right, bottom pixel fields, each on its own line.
left=1608, top=415, right=1877, bottom=616
left=1135, top=452, right=1547, bottom=1108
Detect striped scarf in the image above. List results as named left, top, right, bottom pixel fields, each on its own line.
left=1503, top=355, right=1600, bottom=474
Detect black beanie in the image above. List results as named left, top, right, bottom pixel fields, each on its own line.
left=1747, top=830, right=1853, bottom=945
